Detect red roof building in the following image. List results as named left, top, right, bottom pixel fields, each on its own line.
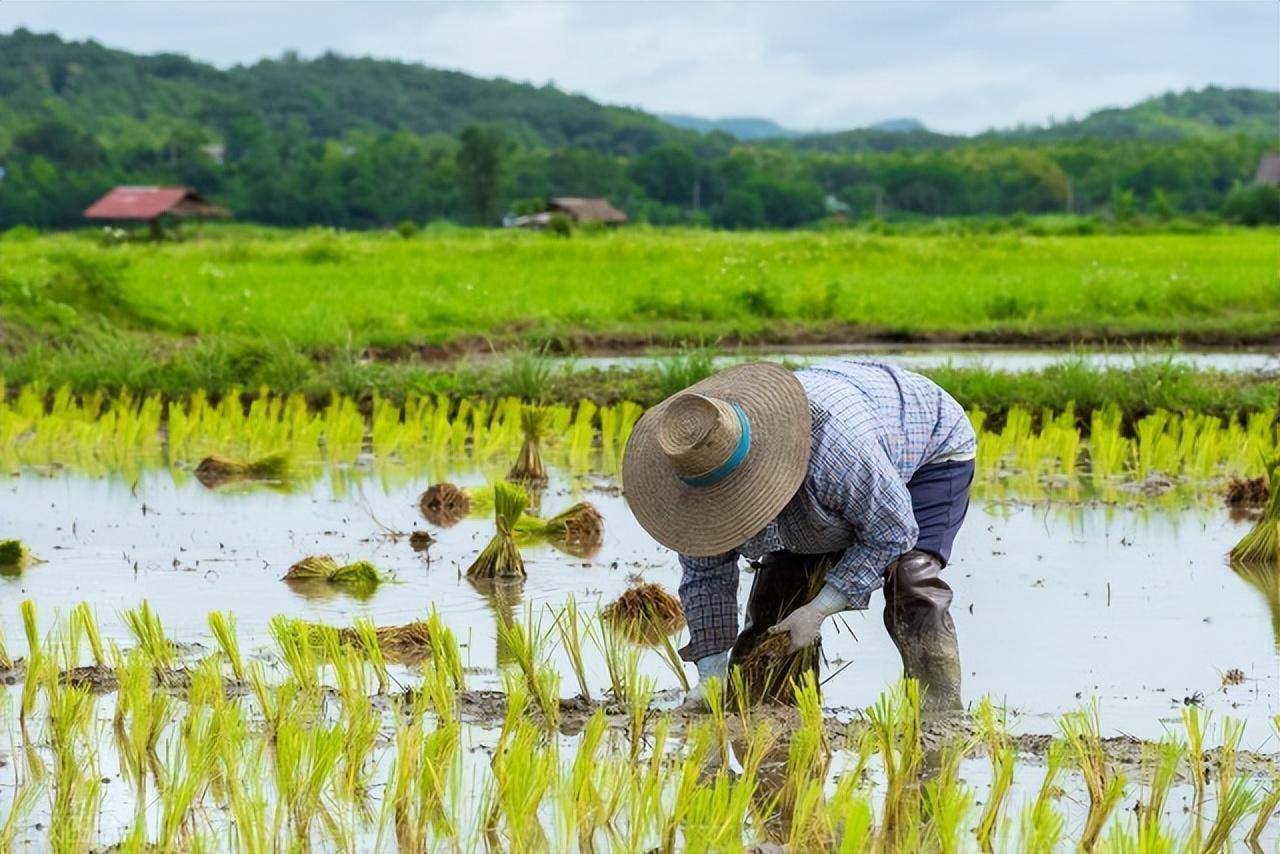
left=84, top=186, right=228, bottom=221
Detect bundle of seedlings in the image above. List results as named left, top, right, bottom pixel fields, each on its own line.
left=1230, top=455, right=1280, bottom=565
left=417, top=482, right=471, bottom=527
left=517, top=501, right=605, bottom=556
left=507, top=405, right=551, bottom=485
left=194, top=452, right=290, bottom=488
left=466, top=481, right=529, bottom=580
left=732, top=629, right=821, bottom=707
left=602, top=582, right=686, bottom=645
left=335, top=620, right=434, bottom=665
left=0, top=539, right=42, bottom=574
left=282, top=555, right=386, bottom=598
left=408, top=530, right=434, bottom=552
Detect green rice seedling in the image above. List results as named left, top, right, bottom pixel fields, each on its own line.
left=1060, top=701, right=1127, bottom=851
left=867, top=679, right=923, bottom=846
left=591, top=617, right=632, bottom=702
left=46, top=670, right=104, bottom=854
left=1246, top=770, right=1280, bottom=849
left=220, top=712, right=271, bottom=854
left=158, top=706, right=218, bottom=851
left=1230, top=455, right=1280, bottom=564
left=553, top=597, right=592, bottom=701
left=625, top=659, right=656, bottom=762
left=975, top=698, right=1016, bottom=849
left=1139, top=734, right=1185, bottom=835
left=282, top=554, right=386, bottom=597
left=508, top=405, right=551, bottom=484
left=466, top=481, right=529, bottom=580
left=193, top=451, right=290, bottom=486
left=270, top=615, right=322, bottom=694
left=602, top=582, right=686, bottom=645
left=322, top=633, right=380, bottom=818
left=1202, top=775, right=1259, bottom=853
left=1183, top=705, right=1211, bottom=824
left=568, top=709, right=609, bottom=851
left=663, top=721, right=715, bottom=850
left=0, top=784, right=40, bottom=852
left=385, top=694, right=460, bottom=851
left=70, top=602, right=106, bottom=668
left=0, top=623, right=11, bottom=671
left=207, top=610, right=244, bottom=681
left=831, top=779, right=874, bottom=854
left=568, top=399, right=599, bottom=471
left=495, top=605, right=559, bottom=727
left=488, top=719, right=556, bottom=851
left=349, top=617, right=391, bottom=693
left=783, top=673, right=832, bottom=847
left=121, top=599, right=176, bottom=670
left=426, top=608, right=464, bottom=690
left=922, top=741, right=975, bottom=854
left=113, top=648, right=174, bottom=804
left=653, top=627, right=691, bottom=692
left=0, top=539, right=42, bottom=573
left=272, top=716, right=344, bottom=845
left=18, top=600, right=42, bottom=757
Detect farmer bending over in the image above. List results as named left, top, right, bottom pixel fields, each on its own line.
left=622, top=360, right=976, bottom=714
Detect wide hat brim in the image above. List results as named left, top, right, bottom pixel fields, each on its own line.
left=622, top=362, right=811, bottom=556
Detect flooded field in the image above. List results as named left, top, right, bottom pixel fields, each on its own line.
left=0, top=391, right=1277, bottom=850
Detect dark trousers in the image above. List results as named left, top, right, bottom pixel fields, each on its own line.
left=729, top=458, right=974, bottom=702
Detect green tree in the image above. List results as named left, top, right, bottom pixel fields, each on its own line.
left=628, top=143, right=699, bottom=206
left=456, top=125, right=508, bottom=225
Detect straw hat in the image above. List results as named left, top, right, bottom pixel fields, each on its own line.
left=622, top=362, right=811, bottom=556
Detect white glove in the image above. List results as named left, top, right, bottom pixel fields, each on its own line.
left=680, top=650, right=729, bottom=711
left=768, top=583, right=848, bottom=652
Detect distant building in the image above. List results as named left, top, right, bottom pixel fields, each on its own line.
left=1255, top=154, right=1280, bottom=186
left=84, top=186, right=228, bottom=237
left=547, top=197, right=628, bottom=225
left=504, top=197, right=628, bottom=230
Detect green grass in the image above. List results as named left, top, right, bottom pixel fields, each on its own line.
left=3, top=226, right=1277, bottom=351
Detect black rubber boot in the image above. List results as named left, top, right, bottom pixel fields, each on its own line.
left=882, top=549, right=963, bottom=714
left=728, top=550, right=836, bottom=705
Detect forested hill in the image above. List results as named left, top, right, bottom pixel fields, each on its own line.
left=0, top=28, right=676, bottom=153
left=1, top=29, right=1277, bottom=230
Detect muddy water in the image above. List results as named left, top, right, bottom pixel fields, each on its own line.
left=3, top=464, right=1275, bottom=747
left=518, top=346, right=1280, bottom=374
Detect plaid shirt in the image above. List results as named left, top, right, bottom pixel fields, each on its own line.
left=678, top=360, right=976, bottom=662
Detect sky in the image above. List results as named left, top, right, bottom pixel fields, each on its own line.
left=1, top=1, right=1277, bottom=134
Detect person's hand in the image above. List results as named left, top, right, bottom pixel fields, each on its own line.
left=679, top=651, right=728, bottom=712
left=767, top=583, right=849, bottom=652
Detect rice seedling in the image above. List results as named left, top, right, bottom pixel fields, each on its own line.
left=1183, top=705, right=1211, bottom=824
left=921, top=741, right=975, bottom=854
left=281, top=554, right=386, bottom=597
left=0, top=538, right=42, bottom=573
left=270, top=615, right=323, bottom=694
left=207, top=610, right=245, bottom=681
left=426, top=608, right=464, bottom=691
left=157, top=706, right=218, bottom=851
left=1247, top=771, right=1280, bottom=849
left=733, top=629, right=819, bottom=706
left=1060, top=700, right=1127, bottom=851
left=69, top=602, right=106, bottom=669
left=781, top=672, right=831, bottom=846
left=495, top=605, right=559, bottom=727
left=321, top=632, right=381, bottom=817
left=1230, top=455, right=1279, bottom=564
left=625, top=660, right=656, bottom=762
left=193, top=451, right=290, bottom=486
left=553, top=597, right=592, bottom=701
left=1138, top=733, right=1185, bottom=835
left=384, top=688, right=460, bottom=851
left=0, top=784, right=40, bottom=852
left=486, top=718, right=557, bottom=851
left=975, top=698, right=1016, bottom=849
left=121, top=599, right=176, bottom=670
left=566, top=708, right=609, bottom=851
left=113, top=648, right=175, bottom=803
left=0, top=623, right=11, bottom=671
left=602, top=581, right=686, bottom=645
left=18, top=600, right=42, bottom=757
left=1203, top=775, right=1259, bottom=852
left=508, top=404, right=551, bottom=484
left=867, top=679, right=923, bottom=846
left=592, top=617, right=635, bottom=703
left=347, top=617, right=392, bottom=693
left=418, top=481, right=472, bottom=526
left=45, top=665, right=104, bottom=853
left=466, top=480, right=528, bottom=580
left=271, top=715, right=344, bottom=844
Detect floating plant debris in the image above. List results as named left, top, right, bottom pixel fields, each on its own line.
left=418, top=482, right=472, bottom=527
left=194, top=452, right=290, bottom=487
left=602, top=582, right=685, bottom=644
left=0, top=539, right=41, bottom=574
left=466, top=481, right=528, bottom=580
left=335, top=621, right=433, bottom=665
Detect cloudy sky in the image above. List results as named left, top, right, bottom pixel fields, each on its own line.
left=2, top=1, right=1277, bottom=134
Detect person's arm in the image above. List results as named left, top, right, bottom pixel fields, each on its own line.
left=676, top=550, right=740, bottom=663
left=815, top=436, right=918, bottom=604
left=772, top=436, right=917, bottom=650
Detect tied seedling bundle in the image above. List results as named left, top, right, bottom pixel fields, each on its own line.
left=467, top=481, right=529, bottom=580
left=194, top=452, right=290, bottom=488
left=735, top=629, right=820, bottom=707
left=602, top=583, right=685, bottom=644
left=1230, top=455, right=1280, bottom=564
left=518, top=501, right=605, bottom=556
left=282, top=555, right=386, bottom=599
left=508, top=406, right=551, bottom=485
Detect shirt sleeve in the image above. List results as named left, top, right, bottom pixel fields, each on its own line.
left=810, top=435, right=917, bottom=607
left=676, top=550, right=740, bottom=662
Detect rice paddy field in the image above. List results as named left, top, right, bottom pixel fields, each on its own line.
left=2, top=226, right=1279, bottom=352
left=0, top=379, right=1277, bottom=851
left=1, top=225, right=1279, bottom=851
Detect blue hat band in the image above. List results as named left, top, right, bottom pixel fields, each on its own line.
left=678, top=403, right=751, bottom=489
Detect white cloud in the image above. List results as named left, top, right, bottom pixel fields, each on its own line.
left=1, top=0, right=1275, bottom=133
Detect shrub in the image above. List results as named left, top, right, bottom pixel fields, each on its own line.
left=546, top=213, right=572, bottom=238
left=394, top=220, right=419, bottom=239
